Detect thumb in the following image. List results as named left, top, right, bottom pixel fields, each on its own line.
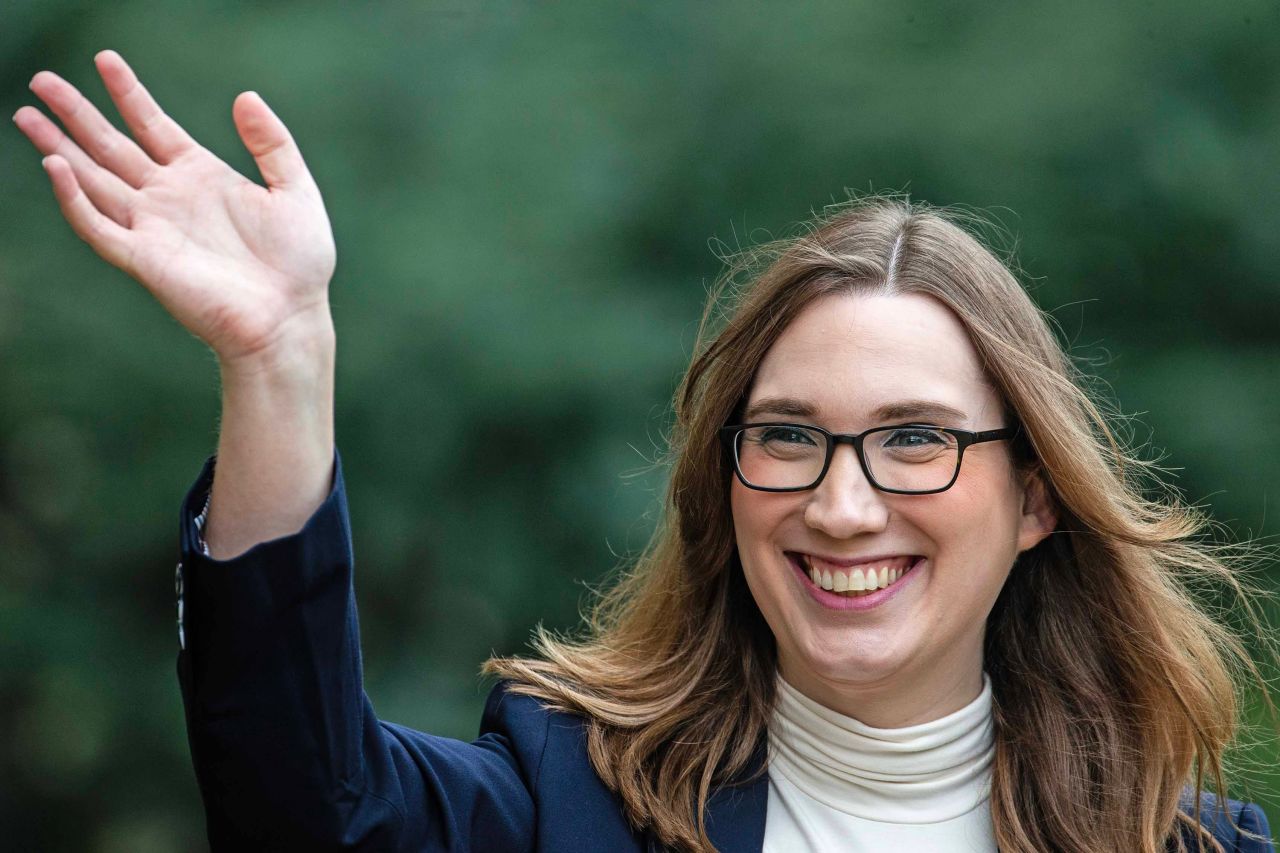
left=232, top=91, right=313, bottom=192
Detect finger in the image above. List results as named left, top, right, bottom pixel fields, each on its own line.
left=94, top=50, right=197, bottom=166
left=232, top=91, right=315, bottom=192
left=28, top=69, right=156, bottom=189
left=41, top=155, right=136, bottom=272
left=14, top=106, right=136, bottom=226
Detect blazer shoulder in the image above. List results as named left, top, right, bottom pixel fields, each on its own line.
left=1178, top=789, right=1274, bottom=852
left=480, top=680, right=563, bottom=734
left=476, top=680, right=571, bottom=792
left=478, top=681, right=657, bottom=852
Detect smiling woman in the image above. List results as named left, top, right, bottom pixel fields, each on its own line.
left=16, top=49, right=1276, bottom=853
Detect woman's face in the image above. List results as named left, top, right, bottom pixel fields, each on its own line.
left=730, top=291, right=1056, bottom=726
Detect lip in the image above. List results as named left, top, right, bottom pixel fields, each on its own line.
left=786, top=551, right=924, bottom=612
left=794, top=551, right=916, bottom=569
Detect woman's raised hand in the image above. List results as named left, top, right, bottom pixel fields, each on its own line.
left=17, top=51, right=339, bottom=558
left=13, top=50, right=336, bottom=369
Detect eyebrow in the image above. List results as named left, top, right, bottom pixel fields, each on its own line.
left=742, top=396, right=971, bottom=425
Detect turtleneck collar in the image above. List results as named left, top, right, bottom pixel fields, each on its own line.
left=767, top=672, right=995, bottom=823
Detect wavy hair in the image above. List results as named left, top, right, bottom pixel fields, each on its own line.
left=483, top=195, right=1278, bottom=852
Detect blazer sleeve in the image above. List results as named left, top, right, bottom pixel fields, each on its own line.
left=175, top=448, right=544, bottom=852
left=1179, top=790, right=1275, bottom=853
left=1236, top=801, right=1275, bottom=852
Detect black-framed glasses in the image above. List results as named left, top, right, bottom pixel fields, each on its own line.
left=719, top=422, right=1018, bottom=495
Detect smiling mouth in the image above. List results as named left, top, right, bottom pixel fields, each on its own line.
left=788, top=553, right=921, bottom=597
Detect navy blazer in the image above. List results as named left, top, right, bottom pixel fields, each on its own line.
left=176, top=449, right=1273, bottom=852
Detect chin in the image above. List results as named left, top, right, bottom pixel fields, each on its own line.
left=788, top=633, right=908, bottom=685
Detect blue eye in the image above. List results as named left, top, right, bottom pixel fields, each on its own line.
left=759, top=426, right=817, bottom=446
left=741, top=426, right=825, bottom=462
left=876, top=427, right=956, bottom=462
left=884, top=428, right=948, bottom=448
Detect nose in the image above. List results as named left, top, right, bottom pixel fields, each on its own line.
left=803, top=443, right=890, bottom=538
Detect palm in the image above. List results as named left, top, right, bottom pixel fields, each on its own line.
left=14, top=51, right=335, bottom=363
left=127, top=148, right=334, bottom=359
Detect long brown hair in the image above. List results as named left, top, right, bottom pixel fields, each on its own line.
left=484, top=195, right=1278, bottom=852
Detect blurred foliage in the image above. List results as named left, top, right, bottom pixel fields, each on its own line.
left=2, top=0, right=1279, bottom=849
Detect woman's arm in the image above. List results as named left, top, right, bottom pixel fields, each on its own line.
left=18, top=52, right=545, bottom=851
left=14, top=50, right=336, bottom=559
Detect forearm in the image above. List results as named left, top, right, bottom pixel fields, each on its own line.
left=204, top=320, right=337, bottom=560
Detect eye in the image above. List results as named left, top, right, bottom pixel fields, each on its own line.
left=741, top=425, right=824, bottom=461
left=878, top=427, right=955, bottom=460
left=884, top=427, right=948, bottom=447
left=759, top=426, right=817, bottom=446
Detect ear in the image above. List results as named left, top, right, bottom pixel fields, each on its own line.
left=1016, top=468, right=1058, bottom=553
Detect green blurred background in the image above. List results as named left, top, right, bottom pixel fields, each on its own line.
left=3, top=1, right=1279, bottom=849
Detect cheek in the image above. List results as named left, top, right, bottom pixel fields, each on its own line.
left=729, top=483, right=793, bottom=582
left=729, top=484, right=796, bottom=633
left=924, top=466, right=1024, bottom=572
left=729, top=480, right=772, bottom=544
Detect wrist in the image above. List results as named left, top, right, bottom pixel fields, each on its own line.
left=216, top=309, right=336, bottom=384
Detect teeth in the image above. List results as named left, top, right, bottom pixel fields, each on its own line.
left=798, top=554, right=916, bottom=597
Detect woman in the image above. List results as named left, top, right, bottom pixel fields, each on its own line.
left=16, top=52, right=1276, bottom=852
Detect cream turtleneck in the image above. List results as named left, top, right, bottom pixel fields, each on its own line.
left=764, top=672, right=997, bottom=852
